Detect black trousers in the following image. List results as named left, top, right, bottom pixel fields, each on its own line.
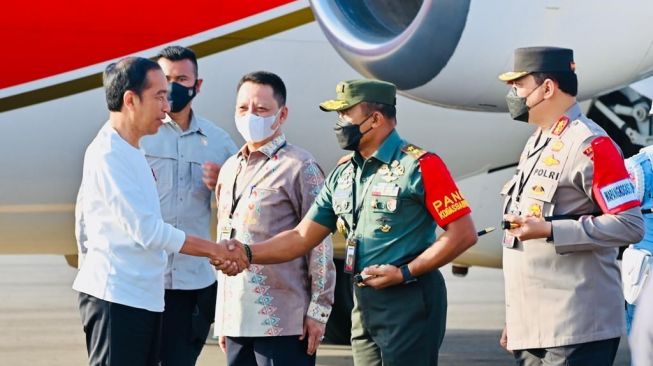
left=513, top=337, right=621, bottom=366
left=160, top=281, right=217, bottom=366
left=225, top=335, right=316, bottom=366
left=78, top=292, right=162, bottom=366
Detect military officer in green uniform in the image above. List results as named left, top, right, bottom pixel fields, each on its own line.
left=221, top=79, right=478, bottom=366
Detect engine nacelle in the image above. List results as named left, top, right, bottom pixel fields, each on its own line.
left=310, top=0, right=653, bottom=111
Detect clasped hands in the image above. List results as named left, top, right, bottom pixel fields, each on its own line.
left=210, top=239, right=249, bottom=276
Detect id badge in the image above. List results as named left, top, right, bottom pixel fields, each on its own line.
left=502, top=232, right=516, bottom=248
left=218, top=218, right=234, bottom=241
left=344, top=238, right=357, bottom=274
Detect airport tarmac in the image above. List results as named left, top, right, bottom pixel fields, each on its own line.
left=0, top=255, right=632, bottom=365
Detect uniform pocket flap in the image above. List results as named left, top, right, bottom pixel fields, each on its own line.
left=524, top=176, right=558, bottom=203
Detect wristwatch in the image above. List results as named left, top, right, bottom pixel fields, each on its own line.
left=400, top=264, right=417, bottom=284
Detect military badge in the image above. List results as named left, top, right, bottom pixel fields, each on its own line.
left=543, top=155, right=560, bottom=166
left=529, top=204, right=542, bottom=218
left=386, top=198, right=397, bottom=212
left=337, top=166, right=354, bottom=188
left=531, top=185, right=545, bottom=195
left=380, top=224, right=391, bottom=233
left=336, top=217, right=349, bottom=236
left=551, top=140, right=564, bottom=152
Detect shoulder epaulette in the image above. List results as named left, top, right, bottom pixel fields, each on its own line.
left=401, top=143, right=428, bottom=159
left=336, top=153, right=353, bottom=165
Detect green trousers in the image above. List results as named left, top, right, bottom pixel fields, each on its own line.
left=351, top=270, right=447, bottom=366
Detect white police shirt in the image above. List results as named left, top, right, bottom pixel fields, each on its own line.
left=72, top=122, right=185, bottom=312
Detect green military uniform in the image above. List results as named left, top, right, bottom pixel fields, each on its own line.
left=307, top=80, right=472, bottom=366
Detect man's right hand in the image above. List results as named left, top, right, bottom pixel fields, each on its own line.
left=218, top=336, right=227, bottom=354
left=499, top=325, right=511, bottom=353
left=211, top=240, right=249, bottom=275
left=202, top=161, right=221, bottom=190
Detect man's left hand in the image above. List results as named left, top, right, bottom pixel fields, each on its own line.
left=300, top=317, right=326, bottom=355
left=361, top=264, right=403, bottom=289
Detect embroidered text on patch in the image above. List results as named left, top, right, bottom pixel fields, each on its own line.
left=600, top=178, right=638, bottom=210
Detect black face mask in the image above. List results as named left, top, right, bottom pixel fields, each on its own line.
left=168, top=81, right=197, bottom=113
left=334, top=114, right=374, bottom=151
left=505, top=84, right=544, bottom=123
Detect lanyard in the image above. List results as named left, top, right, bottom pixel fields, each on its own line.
left=229, top=142, right=286, bottom=218
left=515, top=135, right=551, bottom=203
left=350, top=161, right=379, bottom=234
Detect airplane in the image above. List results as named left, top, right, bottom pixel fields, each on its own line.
left=2, top=0, right=653, bottom=343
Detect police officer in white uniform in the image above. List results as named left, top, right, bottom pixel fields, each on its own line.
left=498, top=47, right=644, bottom=366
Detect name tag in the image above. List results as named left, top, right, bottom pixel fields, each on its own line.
left=218, top=218, right=233, bottom=241
left=371, top=183, right=400, bottom=197
left=600, top=178, right=638, bottom=210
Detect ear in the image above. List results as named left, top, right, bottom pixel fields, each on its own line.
left=123, top=90, right=137, bottom=111
left=543, top=79, right=556, bottom=99
left=274, top=106, right=288, bottom=129
left=195, top=78, right=203, bottom=94
left=371, top=111, right=383, bottom=127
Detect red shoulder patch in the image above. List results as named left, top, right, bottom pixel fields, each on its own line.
left=591, top=136, right=640, bottom=214
left=551, top=116, right=570, bottom=136
left=419, top=153, right=471, bottom=227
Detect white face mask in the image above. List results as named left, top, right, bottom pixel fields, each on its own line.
left=235, top=111, right=279, bottom=142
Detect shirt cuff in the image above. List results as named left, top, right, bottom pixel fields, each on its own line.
left=306, top=301, right=332, bottom=324
left=166, top=229, right=186, bottom=254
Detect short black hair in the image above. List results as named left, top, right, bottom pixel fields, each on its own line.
left=362, top=101, right=397, bottom=119
left=155, top=45, right=199, bottom=77
left=237, top=71, right=286, bottom=107
left=103, top=57, right=161, bottom=112
left=532, top=71, right=578, bottom=97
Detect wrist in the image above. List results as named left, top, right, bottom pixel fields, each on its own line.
left=399, top=264, right=417, bottom=284
left=243, top=243, right=253, bottom=263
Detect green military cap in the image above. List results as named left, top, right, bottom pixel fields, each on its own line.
left=498, top=47, right=576, bottom=82
left=319, top=79, right=396, bottom=111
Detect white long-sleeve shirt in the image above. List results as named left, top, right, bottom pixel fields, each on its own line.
left=72, top=122, right=185, bottom=312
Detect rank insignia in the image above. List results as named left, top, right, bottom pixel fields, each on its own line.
left=552, top=116, right=570, bottom=136
left=531, top=185, right=545, bottom=195
left=402, top=144, right=427, bottom=159
left=543, top=155, right=560, bottom=166
left=380, top=224, right=391, bottom=233
left=583, top=146, right=594, bottom=160
left=386, top=199, right=397, bottom=212
left=529, top=204, right=542, bottom=218
left=551, top=140, right=564, bottom=152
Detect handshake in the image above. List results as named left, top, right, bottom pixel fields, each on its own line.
left=210, top=239, right=251, bottom=276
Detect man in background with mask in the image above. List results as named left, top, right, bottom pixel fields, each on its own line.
left=212, top=71, right=336, bottom=366
left=222, top=78, right=478, bottom=366
left=142, top=45, right=237, bottom=365
left=498, top=47, right=644, bottom=365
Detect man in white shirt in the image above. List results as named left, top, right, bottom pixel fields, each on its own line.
left=73, top=57, right=245, bottom=366
left=138, top=46, right=237, bottom=366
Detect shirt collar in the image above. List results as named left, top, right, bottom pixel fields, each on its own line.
left=564, top=103, right=582, bottom=121
left=372, top=129, right=402, bottom=165
left=164, top=110, right=205, bottom=136
left=237, top=133, right=287, bottom=159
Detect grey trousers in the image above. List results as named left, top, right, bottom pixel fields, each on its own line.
left=513, top=337, right=620, bottom=366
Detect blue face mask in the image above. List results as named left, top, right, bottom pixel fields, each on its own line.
left=167, top=81, right=197, bottom=113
